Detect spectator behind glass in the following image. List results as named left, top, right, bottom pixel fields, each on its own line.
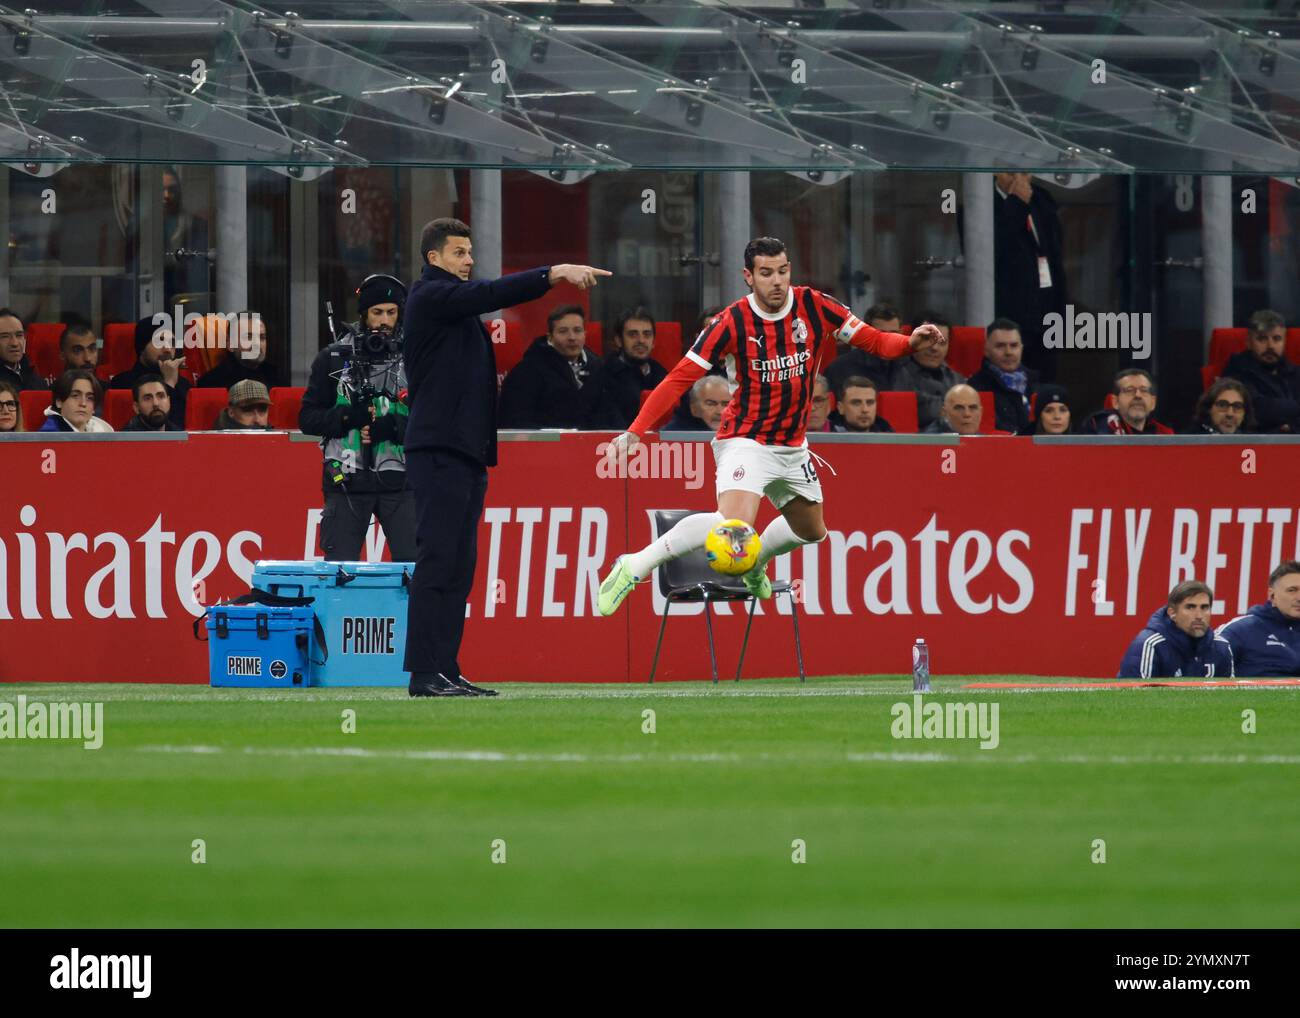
left=824, top=301, right=902, bottom=395
left=1221, top=309, right=1300, bottom=433
left=0, top=307, right=49, bottom=391
left=807, top=374, right=843, bottom=433
left=837, top=376, right=894, bottom=433
left=967, top=317, right=1039, bottom=433
left=603, top=306, right=668, bottom=427
left=498, top=304, right=618, bottom=429
left=924, top=383, right=982, bottom=435
left=664, top=375, right=729, bottom=432
left=215, top=379, right=273, bottom=430
left=1186, top=379, right=1254, bottom=435
left=196, top=313, right=284, bottom=391
left=108, top=315, right=190, bottom=428
left=1080, top=368, right=1172, bottom=435
left=122, top=374, right=184, bottom=432
left=993, top=170, right=1067, bottom=380
left=0, top=378, right=22, bottom=432
left=1020, top=384, right=1072, bottom=435
left=59, top=321, right=101, bottom=376
left=887, top=310, right=962, bottom=430
left=40, top=369, right=113, bottom=433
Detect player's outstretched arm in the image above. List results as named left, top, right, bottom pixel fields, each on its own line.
left=837, top=315, right=934, bottom=361
left=604, top=356, right=708, bottom=467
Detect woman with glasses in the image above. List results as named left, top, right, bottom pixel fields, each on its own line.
left=39, top=369, right=114, bottom=433
left=0, top=379, right=22, bottom=432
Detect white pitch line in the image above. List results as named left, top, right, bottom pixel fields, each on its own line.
left=136, top=745, right=1300, bottom=766
left=847, top=751, right=1300, bottom=765
left=138, top=744, right=741, bottom=764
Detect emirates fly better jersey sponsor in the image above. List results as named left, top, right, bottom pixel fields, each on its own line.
left=686, top=287, right=870, bottom=446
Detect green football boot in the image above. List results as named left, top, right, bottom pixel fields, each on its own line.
left=742, top=562, right=773, bottom=600
left=598, top=557, right=641, bottom=616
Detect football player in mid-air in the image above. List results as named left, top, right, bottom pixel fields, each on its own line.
left=597, top=236, right=943, bottom=615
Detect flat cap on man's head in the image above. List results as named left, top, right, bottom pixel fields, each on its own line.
left=228, top=379, right=271, bottom=408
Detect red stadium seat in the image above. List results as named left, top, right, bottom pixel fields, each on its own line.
left=653, top=322, right=682, bottom=371
left=876, top=391, right=918, bottom=434
left=268, top=387, right=305, bottom=431
left=21, top=389, right=53, bottom=431
left=1201, top=365, right=1220, bottom=391
left=1208, top=327, right=1247, bottom=371
left=586, top=320, right=603, bottom=352
left=1289, top=329, right=1300, bottom=363
left=977, top=390, right=996, bottom=433
left=103, top=389, right=135, bottom=431
left=185, top=388, right=228, bottom=431
left=25, top=323, right=65, bottom=382
left=948, top=326, right=986, bottom=377
left=103, top=322, right=138, bottom=377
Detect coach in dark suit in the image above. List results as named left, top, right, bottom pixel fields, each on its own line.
left=401, top=217, right=610, bottom=697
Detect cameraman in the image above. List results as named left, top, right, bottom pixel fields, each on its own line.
left=299, top=274, right=418, bottom=562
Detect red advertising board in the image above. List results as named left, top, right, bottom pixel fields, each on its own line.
left=3, top=433, right=1298, bottom=682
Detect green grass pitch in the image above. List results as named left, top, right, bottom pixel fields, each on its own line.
left=3, top=677, right=1298, bottom=928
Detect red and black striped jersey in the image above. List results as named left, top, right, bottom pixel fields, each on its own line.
left=685, top=287, right=908, bottom=446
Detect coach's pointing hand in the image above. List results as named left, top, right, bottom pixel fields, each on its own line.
left=548, top=264, right=613, bottom=291
left=908, top=322, right=945, bottom=353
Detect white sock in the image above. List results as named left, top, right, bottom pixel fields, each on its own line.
left=755, top=515, right=809, bottom=570
left=625, top=512, right=724, bottom=579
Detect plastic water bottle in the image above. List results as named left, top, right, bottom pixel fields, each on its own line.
left=912, top=638, right=931, bottom=692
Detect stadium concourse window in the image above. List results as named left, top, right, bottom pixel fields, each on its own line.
left=2, top=164, right=133, bottom=332
left=316, top=167, right=467, bottom=337
left=500, top=170, right=706, bottom=360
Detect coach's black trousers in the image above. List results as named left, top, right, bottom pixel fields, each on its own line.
left=403, top=447, right=488, bottom=678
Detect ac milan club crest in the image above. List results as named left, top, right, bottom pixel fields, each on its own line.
left=793, top=318, right=808, bottom=344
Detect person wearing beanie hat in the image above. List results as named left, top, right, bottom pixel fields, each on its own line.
left=299, top=272, right=417, bottom=567
left=357, top=274, right=407, bottom=325
left=1019, top=384, right=1072, bottom=435
left=107, top=314, right=191, bottom=428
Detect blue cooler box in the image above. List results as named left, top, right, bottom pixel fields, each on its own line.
left=204, top=603, right=315, bottom=688
left=252, top=561, right=410, bottom=687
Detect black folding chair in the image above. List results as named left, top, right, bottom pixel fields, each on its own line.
left=646, top=509, right=806, bottom=684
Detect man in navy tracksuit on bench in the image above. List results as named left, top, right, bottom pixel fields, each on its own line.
left=1118, top=580, right=1235, bottom=679
left=1216, top=561, right=1300, bottom=678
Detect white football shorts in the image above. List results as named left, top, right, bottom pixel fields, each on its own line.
left=711, top=436, right=824, bottom=510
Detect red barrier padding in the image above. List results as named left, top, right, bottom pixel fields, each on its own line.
left=4, top=433, right=1300, bottom=684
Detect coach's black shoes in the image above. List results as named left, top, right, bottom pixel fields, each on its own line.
left=451, top=675, right=499, bottom=697
left=409, top=672, right=475, bottom=697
